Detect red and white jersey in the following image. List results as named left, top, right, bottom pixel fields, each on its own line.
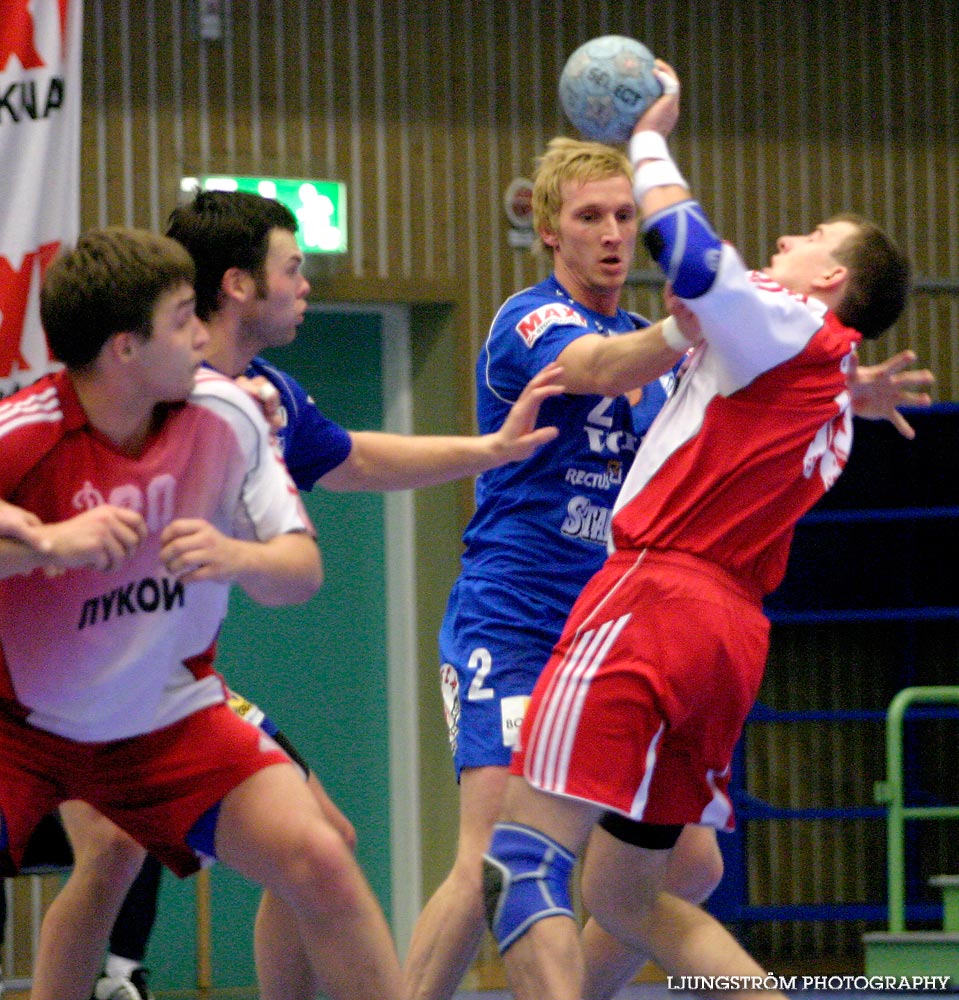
left=0, top=368, right=312, bottom=742
left=611, top=243, right=861, bottom=596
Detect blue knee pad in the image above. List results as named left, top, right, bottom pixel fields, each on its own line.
left=643, top=199, right=722, bottom=298
left=482, top=822, right=576, bottom=954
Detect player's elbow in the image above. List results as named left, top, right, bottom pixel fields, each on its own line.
left=643, top=200, right=722, bottom=298
left=288, top=548, right=324, bottom=604
left=249, top=538, right=324, bottom=606
left=293, top=559, right=324, bottom=604
left=256, top=572, right=322, bottom=607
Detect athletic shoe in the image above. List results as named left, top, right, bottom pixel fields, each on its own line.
left=93, top=968, right=155, bottom=1000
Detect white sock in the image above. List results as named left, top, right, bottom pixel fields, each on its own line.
left=104, top=954, right=141, bottom=980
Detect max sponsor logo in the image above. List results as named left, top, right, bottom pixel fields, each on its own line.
left=515, top=303, right=587, bottom=348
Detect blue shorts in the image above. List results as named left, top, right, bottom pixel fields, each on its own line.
left=438, top=575, right=567, bottom=778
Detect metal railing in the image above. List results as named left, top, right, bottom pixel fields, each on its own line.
left=873, top=685, right=959, bottom=933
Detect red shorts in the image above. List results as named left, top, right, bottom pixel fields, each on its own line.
left=512, top=548, right=770, bottom=830
left=0, top=702, right=291, bottom=877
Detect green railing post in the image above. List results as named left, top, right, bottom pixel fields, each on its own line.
left=878, top=686, right=959, bottom=933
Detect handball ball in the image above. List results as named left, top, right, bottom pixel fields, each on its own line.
left=559, top=35, right=663, bottom=145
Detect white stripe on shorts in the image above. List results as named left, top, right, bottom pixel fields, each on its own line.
left=630, top=721, right=666, bottom=816
left=528, top=612, right=631, bottom=792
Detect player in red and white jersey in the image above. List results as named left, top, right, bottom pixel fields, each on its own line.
left=610, top=258, right=860, bottom=596
left=0, top=228, right=404, bottom=1000
left=0, top=364, right=308, bottom=742
left=482, top=64, right=916, bottom=1000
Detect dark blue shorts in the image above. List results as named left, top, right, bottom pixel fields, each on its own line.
left=438, top=575, right=566, bottom=778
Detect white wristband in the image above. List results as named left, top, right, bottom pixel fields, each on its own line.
left=633, top=159, right=688, bottom=202
left=629, top=130, right=671, bottom=166
left=630, top=130, right=687, bottom=201
left=660, top=315, right=692, bottom=353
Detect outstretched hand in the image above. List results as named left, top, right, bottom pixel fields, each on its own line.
left=489, top=362, right=566, bottom=463
left=846, top=349, right=934, bottom=440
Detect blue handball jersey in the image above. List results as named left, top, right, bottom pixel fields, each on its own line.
left=460, top=274, right=654, bottom=613
left=241, top=357, right=352, bottom=491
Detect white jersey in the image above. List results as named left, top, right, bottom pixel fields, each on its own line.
left=611, top=243, right=861, bottom=596
left=0, top=368, right=312, bottom=741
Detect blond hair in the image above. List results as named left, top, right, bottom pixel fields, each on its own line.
left=531, top=137, right=633, bottom=253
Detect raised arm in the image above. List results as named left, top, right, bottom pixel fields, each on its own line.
left=628, top=61, right=688, bottom=221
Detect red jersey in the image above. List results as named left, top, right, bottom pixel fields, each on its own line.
left=513, top=244, right=864, bottom=827
left=0, top=368, right=312, bottom=742
left=611, top=244, right=861, bottom=596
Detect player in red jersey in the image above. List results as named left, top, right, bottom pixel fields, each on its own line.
left=482, top=63, right=917, bottom=1000
left=0, top=228, right=403, bottom=1000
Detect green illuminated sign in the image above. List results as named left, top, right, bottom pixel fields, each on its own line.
left=181, top=175, right=348, bottom=254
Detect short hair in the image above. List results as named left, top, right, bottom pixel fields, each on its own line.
left=40, top=227, right=195, bottom=371
left=829, top=212, right=911, bottom=340
left=166, top=189, right=298, bottom=321
left=532, top=137, right=633, bottom=253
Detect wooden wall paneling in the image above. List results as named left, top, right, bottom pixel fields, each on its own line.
left=73, top=3, right=959, bottom=972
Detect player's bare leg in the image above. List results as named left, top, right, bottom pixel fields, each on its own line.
left=30, top=802, right=146, bottom=1000
left=581, top=823, right=724, bottom=1000
left=215, top=762, right=403, bottom=1000
left=254, top=772, right=353, bottom=1000
left=581, top=827, right=784, bottom=1000
left=403, top=765, right=507, bottom=1000
left=254, top=889, right=319, bottom=1000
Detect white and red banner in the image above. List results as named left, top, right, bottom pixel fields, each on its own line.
left=1, top=0, right=82, bottom=399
